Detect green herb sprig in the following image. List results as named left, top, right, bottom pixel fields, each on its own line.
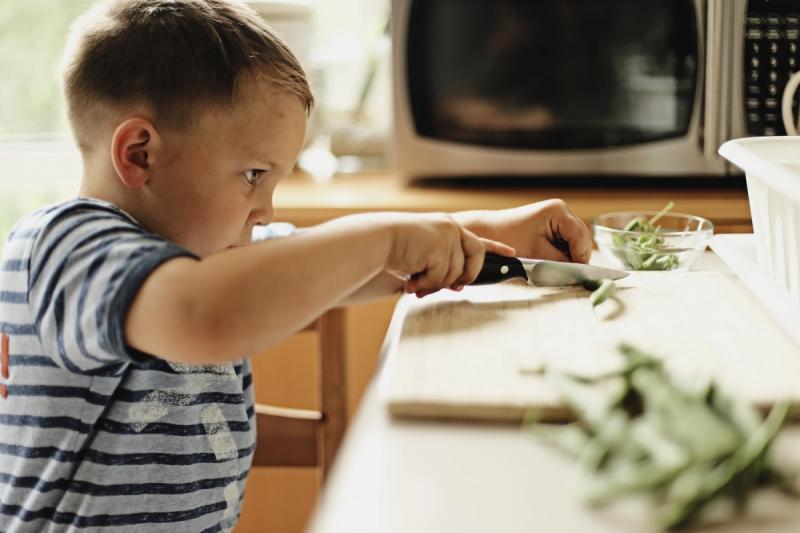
left=525, top=344, right=796, bottom=530
left=611, top=202, right=679, bottom=271
left=582, top=279, right=616, bottom=307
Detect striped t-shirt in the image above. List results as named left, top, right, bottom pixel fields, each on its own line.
left=0, top=198, right=256, bottom=532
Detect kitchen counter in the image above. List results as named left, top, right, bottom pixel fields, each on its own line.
left=264, top=168, right=755, bottom=465
left=307, top=252, right=800, bottom=533
left=242, top=172, right=758, bottom=532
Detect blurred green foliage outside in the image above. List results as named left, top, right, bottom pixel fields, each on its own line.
left=0, top=2, right=93, bottom=253
left=0, top=0, right=94, bottom=136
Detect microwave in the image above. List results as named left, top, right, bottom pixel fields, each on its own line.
left=391, top=0, right=800, bottom=180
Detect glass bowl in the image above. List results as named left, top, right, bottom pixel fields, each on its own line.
left=593, top=211, right=714, bottom=272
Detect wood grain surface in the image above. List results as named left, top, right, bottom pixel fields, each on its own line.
left=386, top=272, right=800, bottom=421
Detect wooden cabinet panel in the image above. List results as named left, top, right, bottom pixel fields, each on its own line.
left=236, top=468, right=319, bottom=533
left=238, top=298, right=398, bottom=533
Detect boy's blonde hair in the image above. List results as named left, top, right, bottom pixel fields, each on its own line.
left=62, top=0, right=314, bottom=151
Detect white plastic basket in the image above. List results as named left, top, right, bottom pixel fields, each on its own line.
left=719, top=137, right=800, bottom=303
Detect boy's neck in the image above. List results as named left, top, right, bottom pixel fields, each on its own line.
left=80, top=155, right=117, bottom=201
left=79, top=155, right=145, bottom=225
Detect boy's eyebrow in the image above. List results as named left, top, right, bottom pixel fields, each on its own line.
left=245, top=151, right=282, bottom=171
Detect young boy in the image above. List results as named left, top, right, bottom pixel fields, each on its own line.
left=0, top=1, right=592, bottom=531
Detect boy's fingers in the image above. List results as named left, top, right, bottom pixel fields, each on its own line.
left=460, top=237, right=517, bottom=285
left=457, top=230, right=486, bottom=285
left=480, top=238, right=516, bottom=258
left=404, top=275, right=418, bottom=293
left=415, top=288, right=440, bottom=298
left=554, top=213, right=592, bottom=264
left=458, top=233, right=517, bottom=286
left=444, top=240, right=465, bottom=288
left=413, top=255, right=448, bottom=292
left=535, top=242, right=572, bottom=262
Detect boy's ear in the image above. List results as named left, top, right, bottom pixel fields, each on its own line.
left=110, top=118, right=161, bottom=189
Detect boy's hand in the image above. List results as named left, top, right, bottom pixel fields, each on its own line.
left=455, top=199, right=592, bottom=264
left=385, top=212, right=516, bottom=297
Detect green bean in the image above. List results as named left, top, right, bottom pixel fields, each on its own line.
left=658, top=401, right=791, bottom=530
left=548, top=370, right=615, bottom=427
left=526, top=422, right=591, bottom=459
left=707, top=384, right=762, bottom=437
left=582, top=279, right=602, bottom=291
left=649, top=201, right=675, bottom=226
left=623, top=216, right=646, bottom=232
left=631, top=368, right=740, bottom=461
left=611, top=201, right=679, bottom=271
left=585, top=458, right=685, bottom=506
left=527, top=343, right=797, bottom=531
left=642, top=254, right=659, bottom=270
left=583, top=279, right=616, bottom=307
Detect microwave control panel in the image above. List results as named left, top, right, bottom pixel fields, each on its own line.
left=745, top=0, right=800, bottom=135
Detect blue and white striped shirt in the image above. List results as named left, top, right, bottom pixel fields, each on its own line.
left=0, top=198, right=256, bottom=532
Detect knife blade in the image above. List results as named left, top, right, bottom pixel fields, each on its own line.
left=471, top=252, right=628, bottom=287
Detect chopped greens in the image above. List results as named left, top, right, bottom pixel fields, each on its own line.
left=582, top=279, right=616, bottom=307
left=611, top=201, right=679, bottom=271
left=525, top=344, right=796, bottom=530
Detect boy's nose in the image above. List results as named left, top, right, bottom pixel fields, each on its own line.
left=247, top=185, right=276, bottom=226
left=248, top=202, right=273, bottom=227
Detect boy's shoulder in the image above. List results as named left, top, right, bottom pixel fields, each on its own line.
left=0, top=196, right=195, bottom=373
left=6, top=197, right=139, bottom=251
left=11, top=196, right=139, bottom=238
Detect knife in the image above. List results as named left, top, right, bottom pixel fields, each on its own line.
left=471, top=252, right=629, bottom=287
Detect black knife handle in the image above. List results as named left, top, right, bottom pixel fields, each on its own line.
left=470, top=253, right=527, bottom=285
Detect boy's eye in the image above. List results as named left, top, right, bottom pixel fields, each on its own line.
left=243, top=169, right=265, bottom=186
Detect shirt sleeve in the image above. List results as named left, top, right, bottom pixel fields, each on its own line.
left=28, top=204, right=197, bottom=375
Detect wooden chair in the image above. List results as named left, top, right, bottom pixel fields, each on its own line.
left=251, top=308, right=347, bottom=479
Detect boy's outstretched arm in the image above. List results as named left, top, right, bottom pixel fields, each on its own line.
left=338, top=199, right=593, bottom=305
left=336, top=271, right=407, bottom=305
left=125, top=212, right=512, bottom=365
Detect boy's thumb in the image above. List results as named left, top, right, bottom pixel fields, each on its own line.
left=480, top=238, right=516, bottom=258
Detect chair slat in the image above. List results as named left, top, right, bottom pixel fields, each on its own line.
left=252, top=308, right=348, bottom=478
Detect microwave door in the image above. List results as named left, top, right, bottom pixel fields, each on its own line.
left=411, top=0, right=700, bottom=149
left=394, top=0, right=725, bottom=177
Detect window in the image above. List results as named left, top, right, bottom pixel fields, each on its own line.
left=0, top=0, right=389, bottom=252
left=309, top=0, right=390, bottom=126
left=0, top=1, right=94, bottom=252
left=0, top=1, right=94, bottom=138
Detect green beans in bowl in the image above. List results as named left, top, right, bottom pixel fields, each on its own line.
left=593, top=203, right=714, bottom=272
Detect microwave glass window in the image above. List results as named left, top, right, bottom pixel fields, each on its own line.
left=407, top=0, right=699, bottom=149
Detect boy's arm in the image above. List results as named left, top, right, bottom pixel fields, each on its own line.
left=337, top=200, right=593, bottom=305
left=126, top=215, right=393, bottom=364
left=337, top=271, right=405, bottom=305
left=126, top=212, right=511, bottom=364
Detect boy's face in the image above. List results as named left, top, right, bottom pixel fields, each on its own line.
left=147, top=81, right=307, bottom=257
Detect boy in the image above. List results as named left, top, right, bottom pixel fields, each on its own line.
left=0, top=0, right=591, bottom=531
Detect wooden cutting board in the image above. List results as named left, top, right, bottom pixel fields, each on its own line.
left=385, top=271, right=800, bottom=422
